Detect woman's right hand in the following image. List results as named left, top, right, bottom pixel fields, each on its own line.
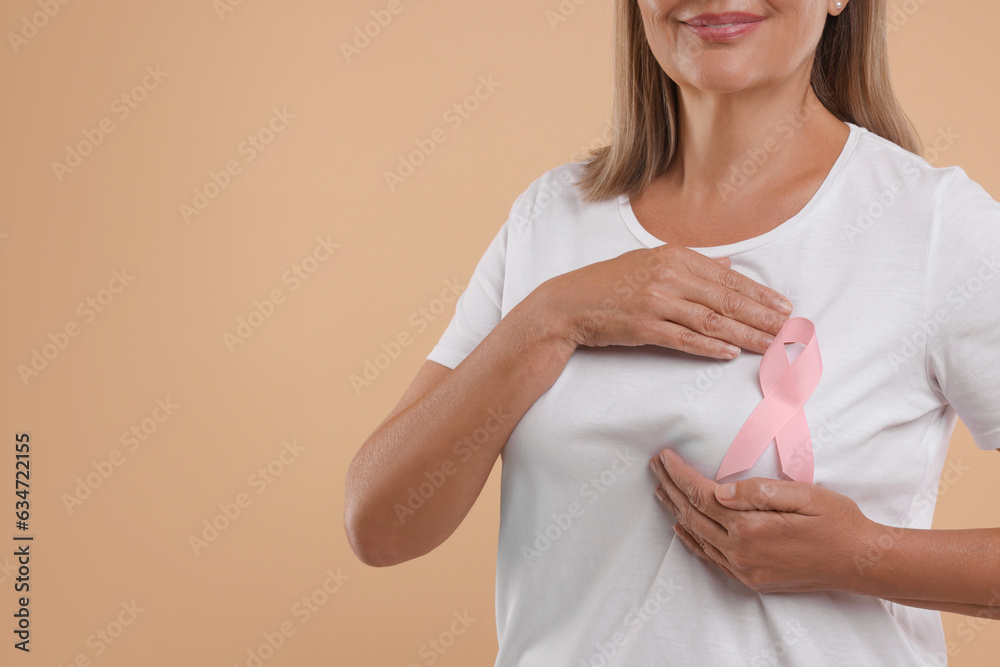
left=540, top=245, right=794, bottom=359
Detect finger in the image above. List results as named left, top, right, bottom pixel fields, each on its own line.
left=641, top=319, right=744, bottom=360
left=649, top=457, right=682, bottom=518
left=640, top=251, right=786, bottom=356
left=657, top=297, right=780, bottom=356
left=656, top=462, right=741, bottom=580
left=684, top=249, right=794, bottom=318
left=680, top=271, right=790, bottom=338
left=658, top=448, right=736, bottom=531
left=694, top=272, right=792, bottom=336
left=714, top=476, right=821, bottom=515
left=653, top=454, right=729, bottom=547
left=677, top=524, right=740, bottom=580
left=672, top=522, right=711, bottom=561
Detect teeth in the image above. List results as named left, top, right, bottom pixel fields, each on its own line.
left=710, top=22, right=739, bottom=27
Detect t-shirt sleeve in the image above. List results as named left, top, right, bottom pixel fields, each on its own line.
left=424, top=180, right=536, bottom=370
left=925, top=166, right=1000, bottom=450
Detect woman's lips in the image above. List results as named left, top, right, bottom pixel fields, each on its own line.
left=682, top=13, right=765, bottom=41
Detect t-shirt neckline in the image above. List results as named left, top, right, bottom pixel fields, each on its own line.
left=617, top=121, right=863, bottom=256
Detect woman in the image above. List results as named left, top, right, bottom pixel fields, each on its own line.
left=345, top=0, right=1000, bottom=664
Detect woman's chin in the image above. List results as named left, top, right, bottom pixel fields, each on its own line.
left=676, top=69, right=764, bottom=96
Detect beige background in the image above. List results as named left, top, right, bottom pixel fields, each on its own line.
left=1, top=0, right=998, bottom=664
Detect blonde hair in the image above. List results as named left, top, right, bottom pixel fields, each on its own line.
left=574, top=0, right=923, bottom=204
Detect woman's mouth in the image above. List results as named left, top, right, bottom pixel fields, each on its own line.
left=682, top=12, right=766, bottom=41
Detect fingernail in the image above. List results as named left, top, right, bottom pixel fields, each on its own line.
left=716, top=483, right=736, bottom=500
left=723, top=344, right=741, bottom=358
left=777, top=299, right=793, bottom=315
left=763, top=336, right=775, bottom=347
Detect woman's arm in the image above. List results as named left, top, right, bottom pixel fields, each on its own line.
left=883, top=597, right=1000, bottom=617
left=853, top=524, right=1000, bottom=614
left=347, top=244, right=794, bottom=568
left=650, top=448, right=1000, bottom=618
left=344, top=284, right=575, bottom=567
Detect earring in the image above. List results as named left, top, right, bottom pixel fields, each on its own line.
left=835, top=1, right=843, bottom=8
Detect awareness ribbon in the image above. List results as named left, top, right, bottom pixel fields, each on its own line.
left=715, top=316, right=822, bottom=484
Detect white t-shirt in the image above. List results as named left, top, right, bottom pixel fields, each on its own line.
left=425, top=121, right=1000, bottom=666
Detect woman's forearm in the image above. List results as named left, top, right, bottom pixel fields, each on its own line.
left=344, top=281, right=575, bottom=567
left=848, top=522, right=1000, bottom=616
left=883, top=596, right=1000, bottom=617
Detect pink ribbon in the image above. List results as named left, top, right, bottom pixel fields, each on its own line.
left=715, top=317, right=822, bottom=484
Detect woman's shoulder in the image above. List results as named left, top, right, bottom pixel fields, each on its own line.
left=502, top=161, right=592, bottom=235
left=515, top=161, right=590, bottom=211
left=849, top=123, right=993, bottom=209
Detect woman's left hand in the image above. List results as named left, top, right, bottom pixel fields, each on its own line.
left=649, top=447, right=876, bottom=594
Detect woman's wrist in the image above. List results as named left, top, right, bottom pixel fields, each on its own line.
left=490, top=282, right=578, bottom=393
left=521, top=277, right=580, bottom=357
